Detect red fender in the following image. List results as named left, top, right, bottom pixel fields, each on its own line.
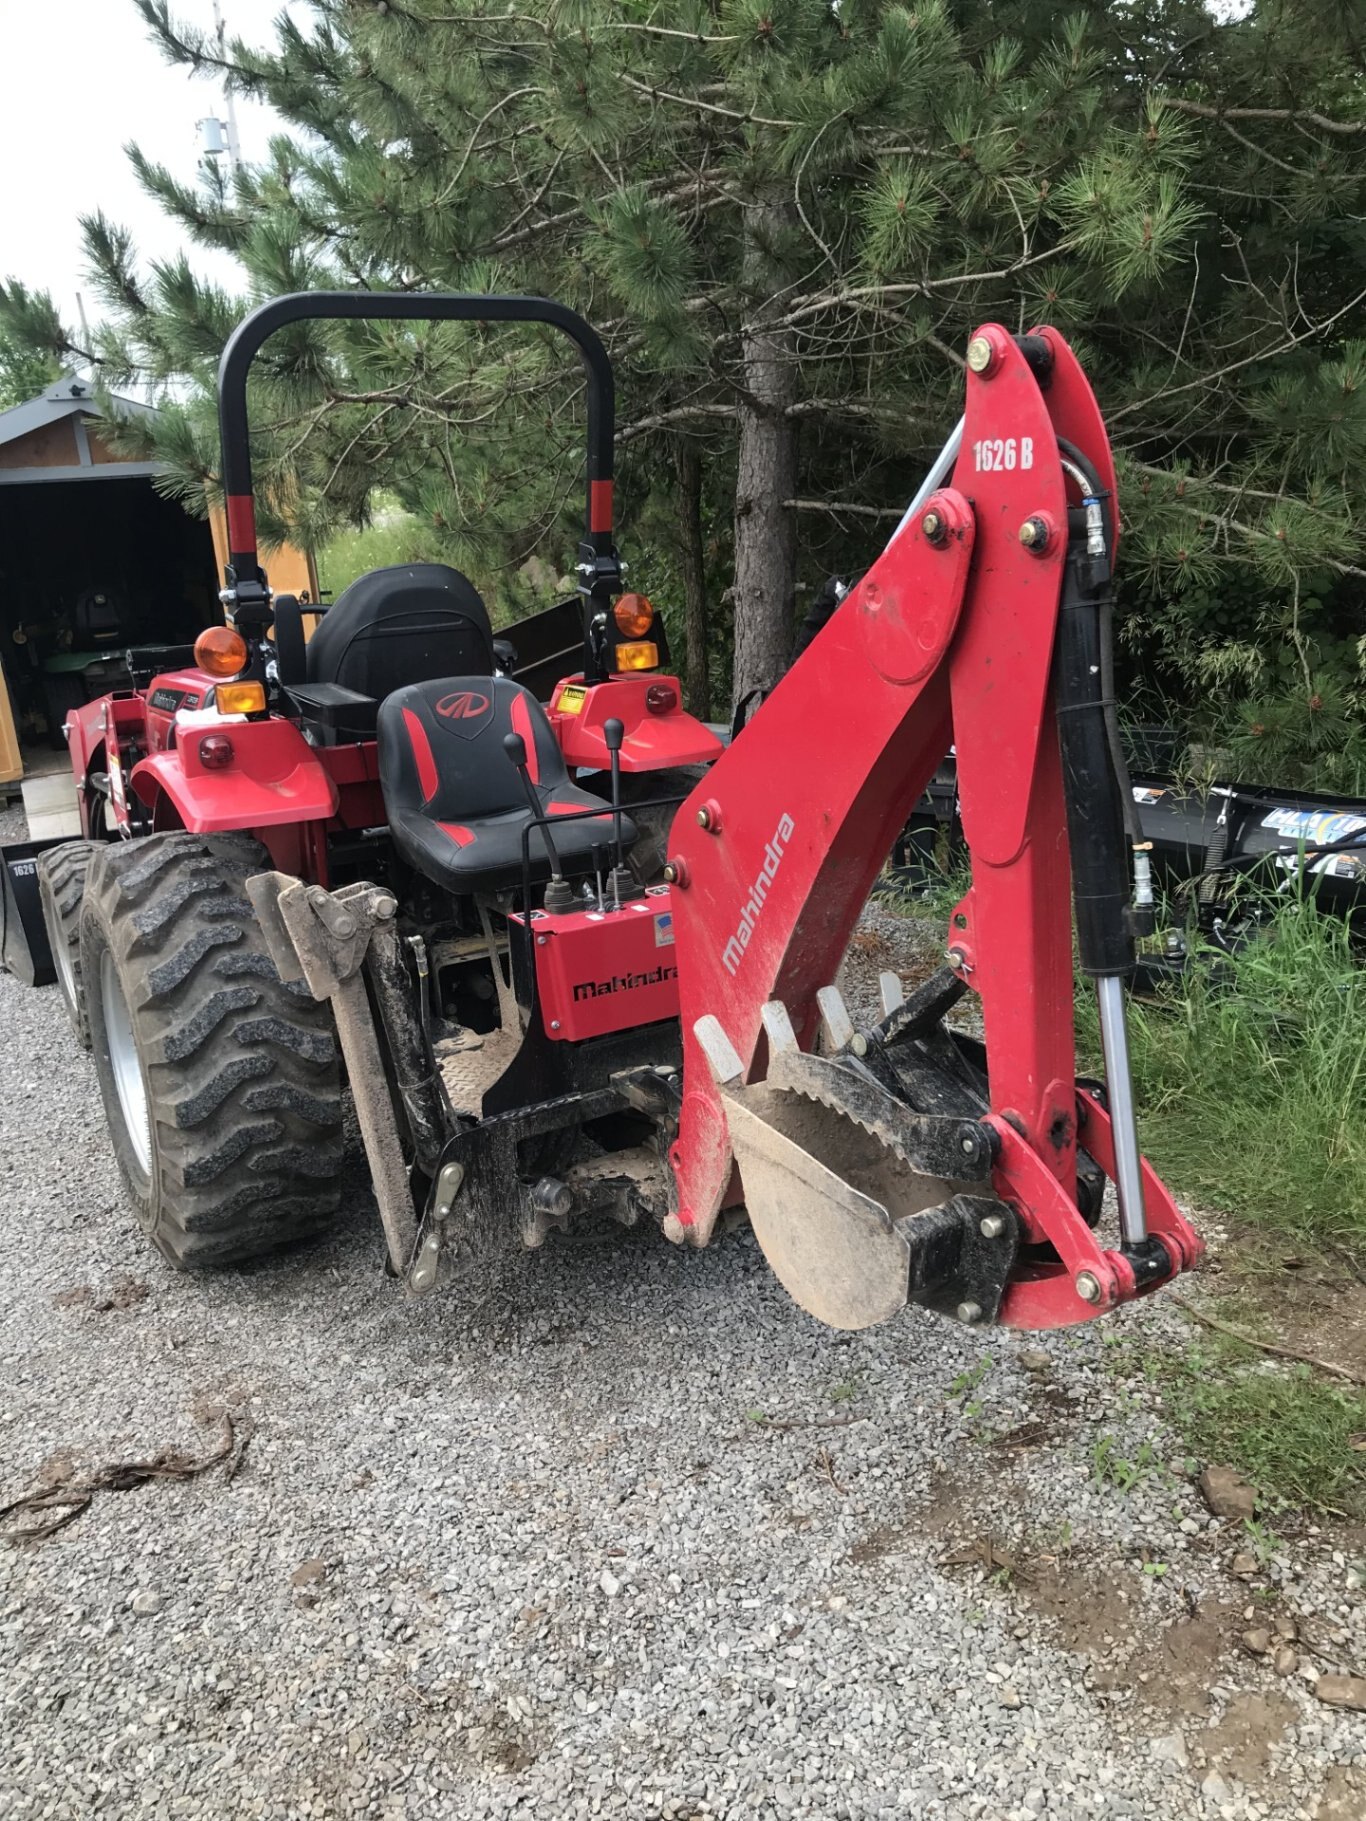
left=131, top=716, right=339, bottom=832
left=548, top=674, right=723, bottom=772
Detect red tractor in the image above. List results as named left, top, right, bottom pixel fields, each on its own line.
left=9, top=292, right=1200, bottom=1332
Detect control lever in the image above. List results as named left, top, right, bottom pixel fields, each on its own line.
left=503, top=731, right=576, bottom=914
left=591, top=839, right=611, bottom=913
left=602, top=717, right=634, bottom=912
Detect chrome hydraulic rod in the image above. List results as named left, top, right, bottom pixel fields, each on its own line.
left=887, top=417, right=965, bottom=550
left=1095, top=975, right=1148, bottom=1246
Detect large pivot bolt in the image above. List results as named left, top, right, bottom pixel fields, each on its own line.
left=921, top=509, right=947, bottom=545
left=966, top=334, right=997, bottom=376
left=1019, top=516, right=1051, bottom=553
left=1074, top=1271, right=1103, bottom=1305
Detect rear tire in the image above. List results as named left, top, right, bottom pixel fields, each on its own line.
left=37, top=839, right=101, bottom=1048
left=81, top=832, right=343, bottom=1269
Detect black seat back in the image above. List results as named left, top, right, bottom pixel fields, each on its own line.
left=306, top=563, right=495, bottom=703
left=378, top=675, right=569, bottom=823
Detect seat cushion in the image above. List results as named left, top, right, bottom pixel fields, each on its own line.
left=377, top=676, right=635, bottom=896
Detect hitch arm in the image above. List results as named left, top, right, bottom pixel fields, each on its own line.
left=246, top=873, right=419, bottom=1275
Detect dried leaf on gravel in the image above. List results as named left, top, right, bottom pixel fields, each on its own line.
left=0, top=1413, right=244, bottom=1544
left=938, top=1537, right=1023, bottom=1580
left=990, top=1419, right=1051, bottom=1451
left=53, top=1276, right=149, bottom=1314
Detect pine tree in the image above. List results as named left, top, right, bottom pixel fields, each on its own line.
left=0, top=286, right=63, bottom=408
left=3, top=0, right=1363, bottom=749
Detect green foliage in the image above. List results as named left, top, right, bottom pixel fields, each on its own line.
left=1, top=0, right=1362, bottom=716
left=1153, top=1340, right=1366, bottom=1516
left=1092, top=891, right=1366, bottom=1254
left=0, top=282, right=70, bottom=405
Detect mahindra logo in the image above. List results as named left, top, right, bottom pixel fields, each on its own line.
left=435, top=690, right=490, bottom=721
left=722, top=813, right=795, bottom=976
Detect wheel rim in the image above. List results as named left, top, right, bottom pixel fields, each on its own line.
left=101, top=949, right=152, bottom=1178
left=52, top=918, right=78, bottom=1013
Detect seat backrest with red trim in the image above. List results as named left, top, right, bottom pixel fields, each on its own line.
left=377, top=675, right=569, bottom=823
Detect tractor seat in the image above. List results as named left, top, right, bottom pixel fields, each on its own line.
left=377, top=676, right=636, bottom=896
left=281, top=563, right=496, bottom=740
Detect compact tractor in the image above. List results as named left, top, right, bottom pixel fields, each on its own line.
left=9, top=292, right=1200, bottom=1333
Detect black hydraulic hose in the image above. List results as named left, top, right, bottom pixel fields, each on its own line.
left=1054, top=439, right=1143, bottom=853
left=1055, top=543, right=1137, bottom=977
left=1051, top=444, right=1137, bottom=979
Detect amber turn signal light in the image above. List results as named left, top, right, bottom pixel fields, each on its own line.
left=613, top=593, right=655, bottom=639
left=215, top=680, right=268, bottom=716
left=614, top=640, right=659, bottom=672
left=194, top=625, right=248, bottom=678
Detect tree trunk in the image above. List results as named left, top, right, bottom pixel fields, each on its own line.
left=730, top=198, right=799, bottom=714
left=673, top=437, right=711, bottom=721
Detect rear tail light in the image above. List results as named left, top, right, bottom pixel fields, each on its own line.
left=646, top=683, right=678, bottom=714
left=198, top=734, right=235, bottom=770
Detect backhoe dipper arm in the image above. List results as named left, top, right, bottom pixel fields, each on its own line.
left=665, top=325, right=1202, bottom=1333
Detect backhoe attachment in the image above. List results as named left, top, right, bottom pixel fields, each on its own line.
left=668, top=325, right=1202, bottom=1331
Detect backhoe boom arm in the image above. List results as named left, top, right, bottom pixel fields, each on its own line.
left=665, top=325, right=1201, bottom=1332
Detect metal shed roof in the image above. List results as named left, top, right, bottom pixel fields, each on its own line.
left=0, top=379, right=161, bottom=486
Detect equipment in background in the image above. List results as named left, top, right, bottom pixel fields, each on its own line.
left=895, top=757, right=1366, bottom=981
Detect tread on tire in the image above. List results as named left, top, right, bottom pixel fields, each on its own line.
left=81, top=832, right=343, bottom=1269
left=37, top=839, right=101, bottom=1048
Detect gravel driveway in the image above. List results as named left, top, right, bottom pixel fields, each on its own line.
left=1, top=808, right=1363, bottom=1821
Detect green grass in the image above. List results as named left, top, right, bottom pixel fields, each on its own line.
left=1091, top=891, right=1366, bottom=1515
left=1145, top=1334, right=1366, bottom=1516
left=1094, top=889, right=1366, bottom=1254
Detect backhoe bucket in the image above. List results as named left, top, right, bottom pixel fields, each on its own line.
left=695, top=999, right=1018, bottom=1331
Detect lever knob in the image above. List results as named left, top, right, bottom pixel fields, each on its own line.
left=503, top=731, right=528, bottom=768
left=603, top=717, right=624, bottom=753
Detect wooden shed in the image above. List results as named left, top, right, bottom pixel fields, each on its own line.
left=0, top=379, right=316, bottom=787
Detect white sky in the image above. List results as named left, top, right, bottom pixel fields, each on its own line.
left=0, top=0, right=301, bottom=334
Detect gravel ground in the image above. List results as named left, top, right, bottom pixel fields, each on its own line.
left=2, top=804, right=1364, bottom=1820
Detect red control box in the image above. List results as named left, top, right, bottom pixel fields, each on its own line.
left=512, top=885, right=678, bottom=1041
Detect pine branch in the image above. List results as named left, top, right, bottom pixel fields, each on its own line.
left=784, top=497, right=902, bottom=521
left=1161, top=96, right=1366, bottom=138
left=618, top=403, right=738, bottom=445
left=619, top=74, right=796, bottom=131
left=1113, top=282, right=1366, bottom=421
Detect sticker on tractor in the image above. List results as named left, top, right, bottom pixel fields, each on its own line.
left=654, top=912, right=674, bottom=948
left=1132, top=786, right=1167, bottom=804
left=558, top=685, right=587, bottom=715
left=1261, top=807, right=1366, bottom=847
left=972, top=436, right=1033, bottom=473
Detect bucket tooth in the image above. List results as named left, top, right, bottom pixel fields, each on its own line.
left=878, top=970, right=905, bottom=1017
left=760, top=999, right=799, bottom=1054
left=816, top=984, right=856, bottom=1054
left=695, top=1013, right=744, bottom=1086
